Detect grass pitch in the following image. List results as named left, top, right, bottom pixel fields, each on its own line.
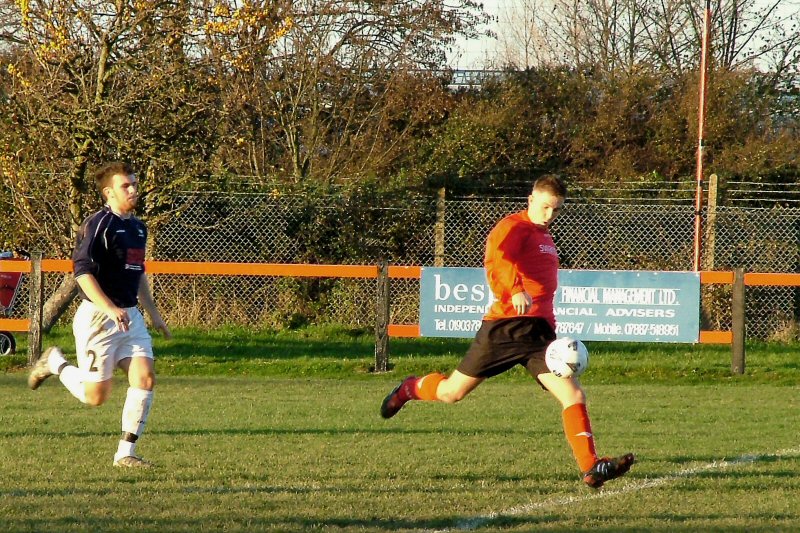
left=1, top=328, right=799, bottom=531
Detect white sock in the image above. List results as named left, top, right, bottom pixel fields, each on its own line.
left=116, top=387, right=154, bottom=459
left=115, top=440, right=136, bottom=461
left=47, top=348, right=68, bottom=375
left=59, top=366, right=88, bottom=403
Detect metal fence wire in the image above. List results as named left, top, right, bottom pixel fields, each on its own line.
left=9, top=194, right=800, bottom=341
left=442, top=201, right=799, bottom=340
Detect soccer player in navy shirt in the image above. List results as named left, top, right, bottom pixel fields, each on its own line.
left=29, top=162, right=171, bottom=468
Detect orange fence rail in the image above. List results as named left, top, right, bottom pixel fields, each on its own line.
left=0, top=259, right=422, bottom=278
left=744, top=272, right=800, bottom=286
left=0, top=318, right=29, bottom=332
left=0, top=260, right=420, bottom=332
left=699, top=267, right=736, bottom=344
left=2, top=262, right=799, bottom=344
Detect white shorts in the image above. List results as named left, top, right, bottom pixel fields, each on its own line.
left=73, top=300, right=154, bottom=383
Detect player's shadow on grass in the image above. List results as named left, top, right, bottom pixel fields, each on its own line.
left=166, top=338, right=371, bottom=359
left=4, top=515, right=573, bottom=532
left=287, top=515, right=569, bottom=531
left=163, top=336, right=469, bottom=360
left=0, top=426, right=548, bottom=438
left=287, top=516, right=709, bottom=532
left=151, top=426, right=549, bottom=437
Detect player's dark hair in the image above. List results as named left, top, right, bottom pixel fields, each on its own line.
left=94, top=162, right=135, bottom=199
left=532, top=174, right=567, bottom=198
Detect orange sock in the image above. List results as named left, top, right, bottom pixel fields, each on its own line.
left=414, top=373, right=446, bottom=401
left=562, top=403, right=598, bottom=472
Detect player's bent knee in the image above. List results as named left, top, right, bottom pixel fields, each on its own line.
left=84, top=387, right=111, bottom=406
left=127, top=362, right=155, bottom=390
left=131, top=372, right=155, bottom=390
left=566, top=384, right=586, bottom=402
left=558, top=387, right=586, bottom=408
left=125, top=357, right=156, bottom=390
left=437, top=388, right=468, bottom=404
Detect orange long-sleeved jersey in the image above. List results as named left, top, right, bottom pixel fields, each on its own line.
left=483, top=210, right=559, bottom=327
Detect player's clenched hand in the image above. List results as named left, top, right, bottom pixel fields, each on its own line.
left=511, top=291, right=532, bottom=315
left=105, top=306, right=130, bottom=332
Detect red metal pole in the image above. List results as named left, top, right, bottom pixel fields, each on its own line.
left=693, top=0, right=712, bottom=272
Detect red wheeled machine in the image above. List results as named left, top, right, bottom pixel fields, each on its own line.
left=0, top=250, right=28, bottom=356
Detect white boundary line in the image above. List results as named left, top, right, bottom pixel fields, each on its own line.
left=433, top=446, right=800, bottom=532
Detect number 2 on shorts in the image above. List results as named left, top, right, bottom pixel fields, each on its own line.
left=86, top=350, right=100, bottom=373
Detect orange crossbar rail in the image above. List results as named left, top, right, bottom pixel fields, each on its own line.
left=0, top=260, right=421, bottom=333
left=699, top=270, right=733, bottom=344
left=698, top=271, right=800, bottom=287
left=148, top=261, right=373, bottom=277
left=0, top=259, right=72, bottom=273
left=1, top=264, right=787, bottom=343
left=695, top=271, right=800, bottom=343
left=388, top=324, right=421, bottom=337
left=1, top=259, right=422, bottom=279
left=699, top=330, right=733, bottom=344
left=699, top=270, right=734, bottom=284
left=0, top=318, right=29, bottom=332
left=744, top=272, right=800, bottom=286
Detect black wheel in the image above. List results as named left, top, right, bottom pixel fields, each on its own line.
left=0, top=331, right=15, bottom=356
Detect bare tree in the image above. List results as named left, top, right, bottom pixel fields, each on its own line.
left=0, top=0, right=221, bottom=327
left=710, top=0, right=800, bottom=86
left=198, top=0, right=490, bottom=183
left=515, top=0, right=799, bottom=78
left=491, top=0, right=545, bottom=69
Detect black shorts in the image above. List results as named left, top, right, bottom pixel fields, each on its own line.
left=457, top=317, right=556, bottom=380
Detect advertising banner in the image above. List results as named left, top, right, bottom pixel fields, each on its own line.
left=419, top=268, right=700, bottom=342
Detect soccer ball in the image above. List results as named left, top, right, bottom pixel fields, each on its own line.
left=545, top=337, right=589, bottom=378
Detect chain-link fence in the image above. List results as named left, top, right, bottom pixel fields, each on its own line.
left=6, top=193, right=799, bottom=341
left=442, top=200, right=799, bottom=340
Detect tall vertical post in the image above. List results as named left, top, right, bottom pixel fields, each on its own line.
left=693, top=0, right=712, bottom=271
left=27, top=250, right=43, bottom=365
left=731, top=268, right=745, bottom=375
left=374, top=259, right=390, bottom=373
left=434, top=187, right=446, bottom=267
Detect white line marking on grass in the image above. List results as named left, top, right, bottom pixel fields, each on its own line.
left=434, top=446, right=800, bottom=532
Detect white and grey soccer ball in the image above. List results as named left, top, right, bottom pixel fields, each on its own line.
left=545, top=337, right=589, bottom=378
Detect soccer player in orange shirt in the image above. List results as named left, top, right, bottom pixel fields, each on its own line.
left=380, top=175, right=634, bottom=488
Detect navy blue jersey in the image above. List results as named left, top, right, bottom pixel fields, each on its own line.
left=72, top=206, right=147, bottom=308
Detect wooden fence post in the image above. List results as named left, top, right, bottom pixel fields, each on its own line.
left=731, top=267, right=746, bottom=375
left=704, top=174, right=718, bottom=270
left=434, top=187, right=445, bottom=267
left=28, top=251, right=43, bottom=366
left=374, top=259, right=390, bottom=373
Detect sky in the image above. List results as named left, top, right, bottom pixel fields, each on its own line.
left=447, top=0, right=505, bottom=69
left=446, top=0, right=800, bottom=70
